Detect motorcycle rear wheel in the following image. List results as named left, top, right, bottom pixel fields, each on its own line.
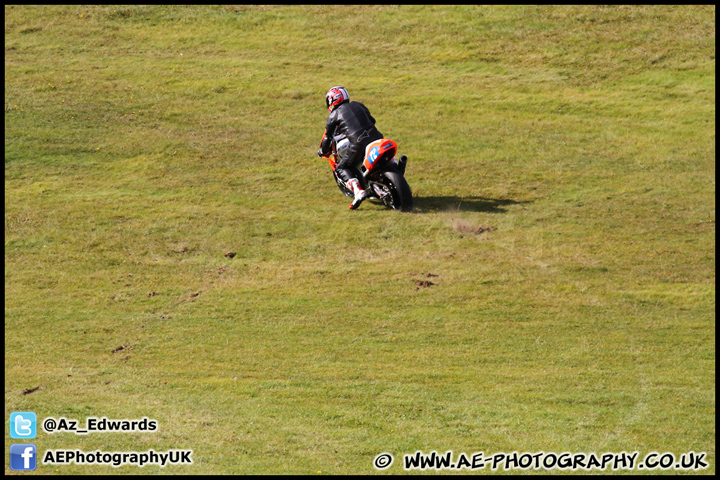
left=372, top=171, right=413, bottom=212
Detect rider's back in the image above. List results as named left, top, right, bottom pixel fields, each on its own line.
left=326, top=101, right=383, bottom=146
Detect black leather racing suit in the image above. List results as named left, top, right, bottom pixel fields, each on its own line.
left=319, top=100, right=383, bottom=185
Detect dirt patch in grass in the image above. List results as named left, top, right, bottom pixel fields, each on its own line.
left=22, top=386, right=41, bottom=395
left=414, top=279, right=435, bottom=289
left=451, top=218, right=495, bottom=235
left=112, top=344, right=130, bottom=354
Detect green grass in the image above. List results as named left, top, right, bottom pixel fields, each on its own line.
left=5, top=5, right=715, bottom=475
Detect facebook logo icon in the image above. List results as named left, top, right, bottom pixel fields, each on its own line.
left=10, top=412, right=37, bottom=439
left=10, top=444, right=37, bottom=471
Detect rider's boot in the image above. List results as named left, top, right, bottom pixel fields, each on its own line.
left=347, top=178, right=368, bottom=210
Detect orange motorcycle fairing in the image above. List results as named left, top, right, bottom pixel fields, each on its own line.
left=363, top=139, right=397, bottom=173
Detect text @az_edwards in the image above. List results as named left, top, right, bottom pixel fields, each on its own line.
left=42, top=417, right=157, bottom=435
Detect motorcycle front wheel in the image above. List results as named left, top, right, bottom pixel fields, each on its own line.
left=333, top=171, right=354, bottom=198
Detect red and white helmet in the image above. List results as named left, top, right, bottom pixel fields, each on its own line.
left=325, top=86, right=349, bottom=112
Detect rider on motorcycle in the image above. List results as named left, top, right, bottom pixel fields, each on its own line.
left=317, top=86, right=383, bottom=209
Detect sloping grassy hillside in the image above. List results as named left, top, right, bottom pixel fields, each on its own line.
left=5, top=5, right=714, bottom=474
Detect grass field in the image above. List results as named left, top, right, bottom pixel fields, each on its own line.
left=5, top=5, right=715, bottom=475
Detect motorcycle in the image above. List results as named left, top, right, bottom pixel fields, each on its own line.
left=319, top=131, right=413, bottom=212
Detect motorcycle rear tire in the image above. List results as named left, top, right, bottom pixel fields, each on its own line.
left=380, top=171, right=413, bottom=212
